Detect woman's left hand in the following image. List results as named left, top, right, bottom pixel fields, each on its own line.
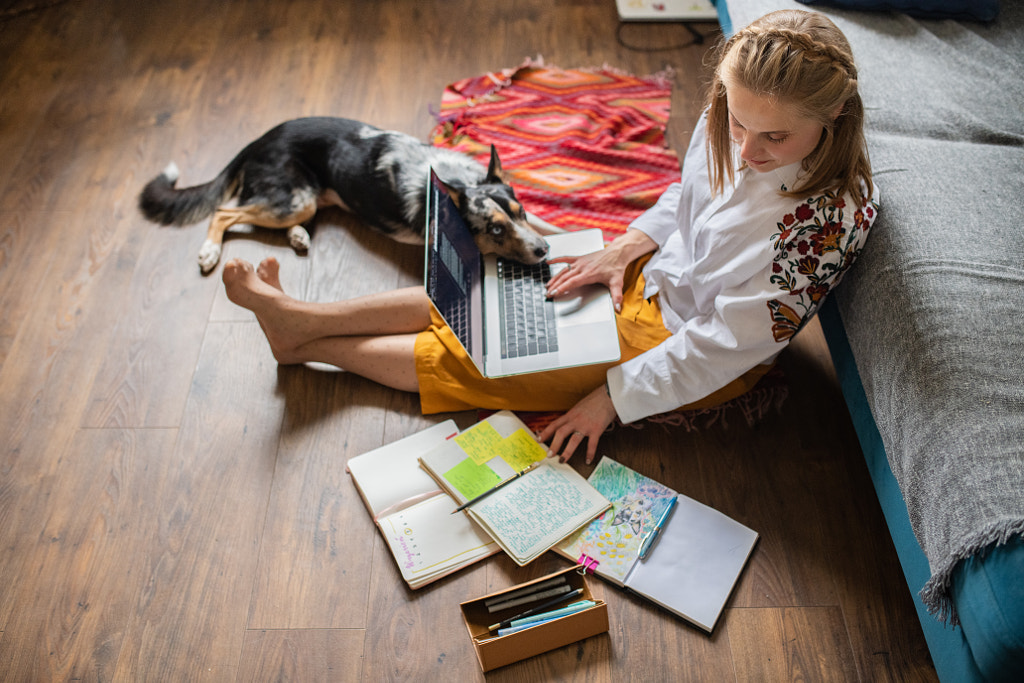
left=538, top=384, right=618, bottom=465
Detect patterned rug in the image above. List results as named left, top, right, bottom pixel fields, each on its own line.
left=432, top=59, right=680, bottom=239
left=432, top=60, right=787, bottom=429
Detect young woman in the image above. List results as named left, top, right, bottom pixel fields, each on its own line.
left=223, top=9, right=878, bottom=464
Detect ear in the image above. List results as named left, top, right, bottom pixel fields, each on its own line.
left=485, top=145, right=507, bottom=183
left=438, top=176, right=467, bottom=208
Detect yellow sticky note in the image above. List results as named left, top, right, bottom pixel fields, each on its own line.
left=496, top=428, right=548, bottom=471
left=454, top=421, right=504, bottom=465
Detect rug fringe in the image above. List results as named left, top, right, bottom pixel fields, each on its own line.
left=619, top=381, right=788, bottom=433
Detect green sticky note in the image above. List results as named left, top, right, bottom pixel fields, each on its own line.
left=454, top=421, right=503, bottom=465
left=443, top=458, right=502, bottom=500
left=497, top=428, right=548, bottom=471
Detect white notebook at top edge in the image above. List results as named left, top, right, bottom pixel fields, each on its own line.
left=346, top=420, right=500, bottom=589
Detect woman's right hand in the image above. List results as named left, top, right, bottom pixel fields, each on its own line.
left=544, top=229, right=657, bottom=313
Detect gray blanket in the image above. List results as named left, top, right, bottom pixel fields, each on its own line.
left=724, top=0, right=1024, bottom=622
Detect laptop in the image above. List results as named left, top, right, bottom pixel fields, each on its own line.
left=425, top=169, right=620, bottom=378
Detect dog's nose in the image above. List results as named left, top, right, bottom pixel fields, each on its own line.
left=534, top=244, right=549, bottom=259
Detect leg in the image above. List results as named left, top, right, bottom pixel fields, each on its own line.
left=222, top=258, right=429, bottom=390
left=294, top=333, right=420, bottom=392
left=200, top=208, right=249, bottom=273
left=200, top=195, right=318, bottom=273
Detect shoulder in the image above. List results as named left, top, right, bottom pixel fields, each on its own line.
left=764, top=187, right=878, bottom=337
left=771, top=187, right=877, bottom=271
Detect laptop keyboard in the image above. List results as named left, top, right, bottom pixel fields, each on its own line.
left=497, top=259, right=559, bottom=359
left=444, top=294, right=471, bottom=351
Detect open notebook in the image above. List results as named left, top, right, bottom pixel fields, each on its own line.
left=346, top=421, right=500, bottom=589
left=554, top=456, right=759, bottom=632
left=418, top=411, right=611, bottom=566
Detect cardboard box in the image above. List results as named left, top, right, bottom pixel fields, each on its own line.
left=460, top=566, right=609, bottom=672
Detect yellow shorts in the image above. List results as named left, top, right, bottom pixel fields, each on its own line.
left=414, top=256, right=771, bottom=415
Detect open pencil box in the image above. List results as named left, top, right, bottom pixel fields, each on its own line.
left=459, top=565, right=609, bottom=672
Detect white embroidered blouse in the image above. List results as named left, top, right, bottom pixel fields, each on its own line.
left=606, top=115, right=879, bottom=424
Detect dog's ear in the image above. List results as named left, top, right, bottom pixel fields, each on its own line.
left=438, top=176, right=467, bottom=208
left=485, top=145, right=507, bottom=183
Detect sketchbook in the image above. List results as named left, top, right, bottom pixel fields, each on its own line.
left=554, top=457, right=758, bottom=632
left=346, top=420, right=500, bottom=589
left=418, top=411, right=611, bottom=567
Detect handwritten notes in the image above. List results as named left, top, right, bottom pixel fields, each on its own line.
left=419, top=411, right=611, bottom=566
left=471, top=462, right=611, bottom=563
left=499, top=428, right=548, bottom=471
left=454, top=421, right=503, bottom=465
left=444, top=422, right=548, bottom=500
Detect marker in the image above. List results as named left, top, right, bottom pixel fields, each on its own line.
left=451, top=462, right=541, bottom=514
left=483, top=575, right=566, bottom=610
left=487, top=588, right=584, bottom=631
left=639, top=495, right=678, bottom=560
left=485, top=584, right=573, bottom=613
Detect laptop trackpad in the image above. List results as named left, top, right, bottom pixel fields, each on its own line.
left=552, top=284, right=612, bottom=326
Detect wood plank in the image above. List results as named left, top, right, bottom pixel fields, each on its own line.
left=108, top=322, right=284, bottom=680
left=0, top=429, right=177, bottom=680
left=0, top=209, right=149, bottom=627
left=237, top=629, right=365, bottom=682
left=729, top=606, right=859, bottom=682
left=245, top=367, right=391, bottom=629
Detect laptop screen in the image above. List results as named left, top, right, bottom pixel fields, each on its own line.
left=425, top=170, right=482, bottom=359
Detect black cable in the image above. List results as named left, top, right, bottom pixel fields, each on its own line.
left=615, top=21, right=719, bottom=52
left=1, top=0, right=73, bottom=21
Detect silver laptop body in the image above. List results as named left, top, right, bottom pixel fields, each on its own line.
left=425, top=169, right=620, bottom=378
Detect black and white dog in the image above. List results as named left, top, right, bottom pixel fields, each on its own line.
left=138, top=116, right=560, bottom=273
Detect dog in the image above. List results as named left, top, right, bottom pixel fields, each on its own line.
left=138, top=116, right=562, bottom=273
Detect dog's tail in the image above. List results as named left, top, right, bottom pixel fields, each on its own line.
left=138, top=162, right=237, bottom=226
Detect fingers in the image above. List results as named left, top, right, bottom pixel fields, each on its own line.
left=540, top=422, right=598, bottom=465
left=609, top=273, right=625, bottom=314
left=537, top=384, right=617, bottom=465
left=544, top=257, right=578, bottom=296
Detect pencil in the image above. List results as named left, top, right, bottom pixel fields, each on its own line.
left=451, top=461, right=541, bottom=514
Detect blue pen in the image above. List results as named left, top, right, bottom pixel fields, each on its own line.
left=639, top=495, right=678, bottom=560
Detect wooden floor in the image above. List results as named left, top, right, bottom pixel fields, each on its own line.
left=0, top=1, right=938, bottom=680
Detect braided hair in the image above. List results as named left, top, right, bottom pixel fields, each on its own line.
left=706, top=10, right=873, bottom=204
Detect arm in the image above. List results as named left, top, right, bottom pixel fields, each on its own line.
left=608, top=192, right=878, bottom=424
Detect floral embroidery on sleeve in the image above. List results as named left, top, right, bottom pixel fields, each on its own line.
left=767, top=190, right=877, bottom=342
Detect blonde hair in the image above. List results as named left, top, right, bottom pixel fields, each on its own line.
left=706, top=10, right=873, bottom=204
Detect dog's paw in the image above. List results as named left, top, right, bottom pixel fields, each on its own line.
left=198, top=240, right=222, bottom=273
left=287, top=226, right=311, bottom=252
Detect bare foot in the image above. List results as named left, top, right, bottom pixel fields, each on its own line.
left=222, top=258, right=306, bottom=363
left=257, top=257, right=283, bottom=291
